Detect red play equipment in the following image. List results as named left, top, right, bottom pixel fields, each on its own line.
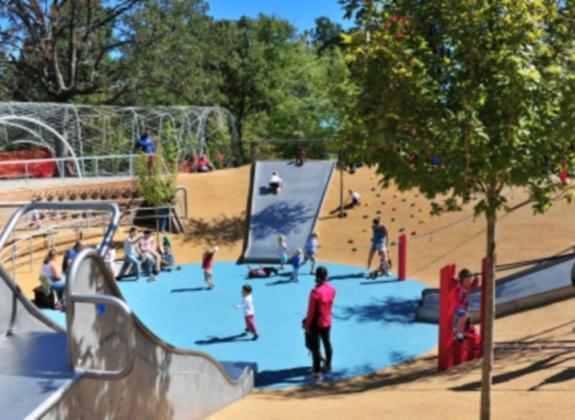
left=438, top=258, right=487, bottom=371
left=398, top=233, right=407, bottom=281
left=0, top=148, right=56, bottom=179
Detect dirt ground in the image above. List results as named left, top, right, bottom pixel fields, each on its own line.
left=4, top=165, right=574, bottom=419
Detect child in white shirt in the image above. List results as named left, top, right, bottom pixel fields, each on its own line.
left=236, top=284, right=258, bottom=340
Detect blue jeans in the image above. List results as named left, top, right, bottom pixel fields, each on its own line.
left=50, top=278, right=66, bottom=291
left=142, top=256, right=154, bottom=276
left=123, top=254, right=140, bottom=278
left=159, top=207, right=170, bottom=232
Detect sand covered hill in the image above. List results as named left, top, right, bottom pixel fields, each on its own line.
left=5, top=164, right=574, bottom=419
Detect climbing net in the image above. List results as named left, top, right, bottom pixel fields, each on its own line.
left=0, top=102, right=242, bottom=177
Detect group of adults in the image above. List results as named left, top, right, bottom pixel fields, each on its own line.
left=119, top=227, right=177, bottom=281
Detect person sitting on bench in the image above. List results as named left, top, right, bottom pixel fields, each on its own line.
left=268, top=171, right=283, bottom=195
left=247, top=266, right=278, bottom=278
left=39, top=250, right=65, bottom=310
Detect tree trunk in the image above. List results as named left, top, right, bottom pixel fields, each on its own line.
left=480, top=198, right=497, bottom=420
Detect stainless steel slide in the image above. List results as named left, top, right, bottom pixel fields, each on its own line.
left=416, top=255, right=575, bottom=322
left=240, top=160, right=335, bottom=263
left=0, top=203, right=254, bottom=420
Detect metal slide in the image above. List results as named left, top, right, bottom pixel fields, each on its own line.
left=416, top=254, right=575, bottom=322
left=0, top=203, right=254, bottom=420
left=240, top=160, right=336, bottom=263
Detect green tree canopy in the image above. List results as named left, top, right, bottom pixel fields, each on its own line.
left=339, top=1, right=575, bottom=418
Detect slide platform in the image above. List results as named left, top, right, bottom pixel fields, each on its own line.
left=416, top=254, right=575, bottom=322
left=240, top=160, right=335, bottom=263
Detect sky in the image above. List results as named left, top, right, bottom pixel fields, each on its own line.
left=207, top=0, right=352, bottom=32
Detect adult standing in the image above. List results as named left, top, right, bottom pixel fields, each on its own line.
left=135, top=130, right=156, bottom=173
left=304, top=266, right=336, bottom=380
left=366, top=217, right=389, bottom=273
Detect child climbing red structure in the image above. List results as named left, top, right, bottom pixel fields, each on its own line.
left=437, top=259, right=486, bottom=371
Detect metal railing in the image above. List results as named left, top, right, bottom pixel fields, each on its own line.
left=0, top=153, right=142, bottom=181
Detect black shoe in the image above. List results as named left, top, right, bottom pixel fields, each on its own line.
left=252, top=334, right=259, bottom=341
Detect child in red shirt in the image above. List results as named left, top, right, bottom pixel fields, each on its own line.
left=202, top=245, right=219, bottom=290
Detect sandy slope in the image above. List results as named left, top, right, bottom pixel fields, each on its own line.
left=5, top=164, right=574, bottom=419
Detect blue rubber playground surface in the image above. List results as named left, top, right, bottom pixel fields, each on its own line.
left=45, top=261, right=437, bottom=389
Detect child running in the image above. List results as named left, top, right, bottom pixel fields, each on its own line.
left=291, top=248, right=303, bottom=282
left=202, top=245, right=219, bottom=290
left=303, top=233, right=319, bottom=275
left=454, top=268, right=476, bottom=341
left=278, top=235, right=288, bottom=270
left=235, top=284, right=258, bottom=340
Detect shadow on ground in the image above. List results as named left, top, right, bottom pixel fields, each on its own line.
left=251, top=202, right=312, bottom=240
left=185, top=214, right=245, bottom=246
left=334, top=297, right=420, bottom=324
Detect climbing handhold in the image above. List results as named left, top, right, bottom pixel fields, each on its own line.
left=348, top=239, right=354, bottom=244
left=352, top=247, right=358, bottom=252
left=376, top=193, right=381, bottom=197
left=411, top=231, right=417, bottom=236
left=363, top=215, right=369, bottom=219
left=392, top=208, right=397, bottom=212
left=390, top=241, right=397, bottom=246
left=401, top=198, right=407, bottom=202
left=399, top=227, right=406, bottom=232
left=411, top=203, right=416, bottom=207
left=410, top=214, right=415, bottom=218
left=376, top=210, right=382, bottom=215
left=381, top=201, right=386, bottom=205
left=371, top=187, right=376, bottom=192
left=362, top=228, right=367, bottom=233
left=418, top=219, right=426, bottom=225
left=391, top=217, right=396, bottom=222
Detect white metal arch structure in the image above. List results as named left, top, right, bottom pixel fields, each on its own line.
left=0, top=102, right=242, bottom=178
left=0, top=115, right=82, bottom=177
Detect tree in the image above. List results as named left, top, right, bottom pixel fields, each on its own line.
left=213, top=14, right=349, bottom=157
left=0, top=0, right=142, bottom=102
left=308, top=16, right=344, bottom=55
left=339, top=1, right=575, bottom=418
left=119, top=0, right=221, bottom=106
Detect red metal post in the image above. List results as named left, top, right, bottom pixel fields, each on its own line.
left=480, top=257, right=487, bottom=356
left=438, top=263, right=456, bottom=371
left=398, top=233, right=407, bottom=281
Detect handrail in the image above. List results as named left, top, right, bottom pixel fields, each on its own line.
left=175, top=185, right=189, bottom=219
left=0, top=202, right=121, bottom=258
left=67, top=293, right=136, bottom=380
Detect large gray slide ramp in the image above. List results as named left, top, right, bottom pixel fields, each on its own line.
left=241, top=160, right=335, bottom=263
left=0, top=202, right=254, bottom=420
left=416, top=254, right=575, bottom=323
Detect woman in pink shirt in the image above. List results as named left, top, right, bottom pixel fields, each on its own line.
left=304, top=266, right=336, bottom=380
